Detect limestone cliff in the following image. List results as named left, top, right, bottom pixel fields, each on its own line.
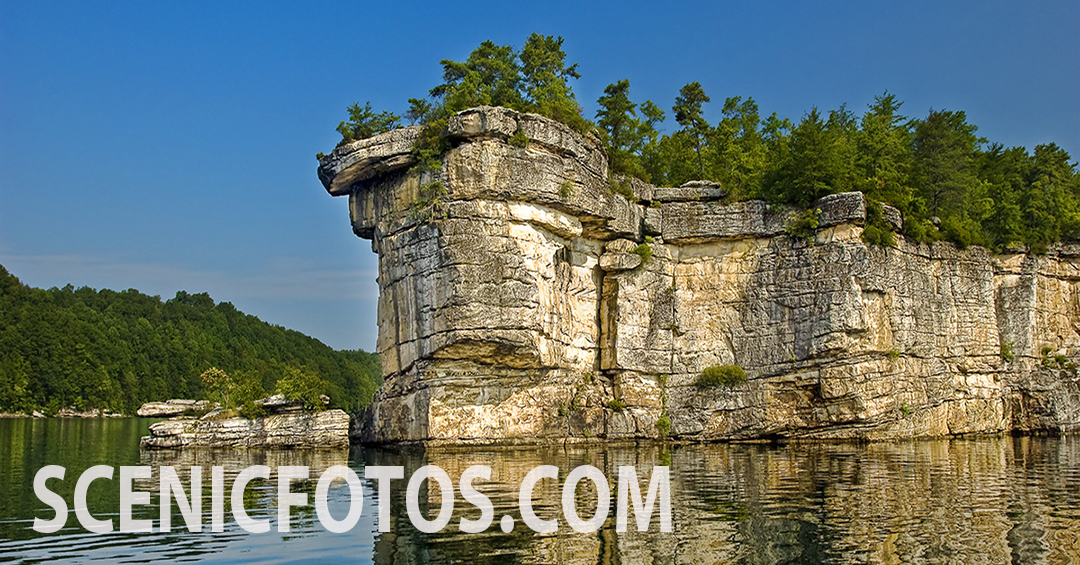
left=318, top=106, right=1080, bottom=444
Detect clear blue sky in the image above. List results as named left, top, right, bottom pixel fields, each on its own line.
left=1, top=0, right=1077, bottom=351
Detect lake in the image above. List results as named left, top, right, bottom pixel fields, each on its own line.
left=0, top=418, right=1077, bottom=563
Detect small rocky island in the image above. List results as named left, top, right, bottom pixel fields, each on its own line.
left=318, top=105, right=1080, bottom=444
left=139, top=395, right=349, bottom=449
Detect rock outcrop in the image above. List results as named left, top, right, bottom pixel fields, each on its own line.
left=140, top=396, right=346, bottom=448
left=318, top=105, right=1080, bottom=444
left=140, top=409, right=349, bottom=448
left=136, top=399, right=217, bottom=417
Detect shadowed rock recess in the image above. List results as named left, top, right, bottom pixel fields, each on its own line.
left=318, top=106, right=1080, bottom=444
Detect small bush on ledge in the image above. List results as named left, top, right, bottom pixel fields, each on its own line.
left=696, top=364, right=747, bottom=388
left=632, top=242, right=653, bottom=263
left=785, top=209, right=820, bottom=244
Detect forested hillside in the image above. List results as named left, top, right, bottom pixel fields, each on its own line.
left=0, top=264, right=381, bottom=415
left=333, top=33, right=1080, bottom=253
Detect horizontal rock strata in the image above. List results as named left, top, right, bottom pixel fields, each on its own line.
left=319, top=105, right=1080, bottom=444
left=136, top=399, right=217, bottom=417
left=140, top=410, right=349, bottom=448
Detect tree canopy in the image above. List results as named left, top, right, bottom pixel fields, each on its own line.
left=0, top=265, right=382, bottom=415
left=330, top=34, right=1080, bottom=252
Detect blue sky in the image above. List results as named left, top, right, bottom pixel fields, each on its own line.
left=1, top=0, right=1077, bottom=351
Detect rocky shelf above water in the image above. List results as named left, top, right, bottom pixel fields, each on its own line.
left=140, top=395, right=349, bottom=449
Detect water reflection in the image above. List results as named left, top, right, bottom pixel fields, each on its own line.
left=0, top=418, right=1077, bottom=564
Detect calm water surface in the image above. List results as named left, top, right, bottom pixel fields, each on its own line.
left=0, top=418, right=1077, bottom=564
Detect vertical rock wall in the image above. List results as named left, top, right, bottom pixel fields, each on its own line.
left=318, top=106, right=1080, bottom=443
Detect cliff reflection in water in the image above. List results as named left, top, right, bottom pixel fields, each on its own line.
left=1, top=417, right=1078, bottom=564
left=365, top=437, right=1080, bottom=564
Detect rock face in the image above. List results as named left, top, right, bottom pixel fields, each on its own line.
left=318, top=105, right=1080, bottom=444
left=136, top=399, right=217, bottom=417
left=140, top=409, right=349, bottom=448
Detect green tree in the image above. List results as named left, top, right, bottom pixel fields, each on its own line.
left=673, top=82, right=711, bottom=178
left=430, top=40, right=524, bottom=115
left=596, top=79, right=663, bottom=179
left=912, top=110, right=981, bottom=218
left=708, top=96, right=768, bottom=199
left=519, top=33, right=588, bottom=134
left=405, top=97, right=433, bottom=125
left=766, top=107, right=856, bottom=206
left=275, top=366, right=330, bottom=411
left=336, top=102, right=400, bottom=143
left=200, top=367, right=233, bottom=408
left=980, top=143, right=1029, bottom=249
left=856, top=93, right=913, bottom=209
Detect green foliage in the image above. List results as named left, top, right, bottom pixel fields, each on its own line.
left=327, top=41, right=1080, bottom=253
left=656, top=414, right=672, bottom=437
left=1000, top=341, right=1014, bottom=363
left=608, top=175, right=635, bottom=200
left=509, top=129, right=529, bottom=148
left=765, top=107, right=857, bottom=206
left=200, top=367, right=232, bottom=408
left=275, top=366, right=330, bottom=411
left=239, top=400, right=268, bottom=420
left=900, top=404, right=911, bottom=416
left=607, top=399, right=625, bottom=411
left=428, top=34, right=589, bottom=135
left=0, top=264, right=382, bottom=415
left=632, top=242, right=653, bottom=263
left=336, top=102, right=400, bottom=144
left=673, top=82, right=711, bottom=178
left=559, top=181, right=574, bottom=200
left=596, top=79, right=662, bottom=179
left=405, top=97, right=434, bottom=125
left=408, top=181, right=448, bottom=222
left=785, top=208, right=820, bottom=244
left=697, top=364, right=747, bottom=388
left=862, top=200, right=897, bottom=247
left=886, top=349, right=901, bottom=360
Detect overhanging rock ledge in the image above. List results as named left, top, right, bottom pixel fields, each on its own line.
left=318, top=105, right=1080, bottom=444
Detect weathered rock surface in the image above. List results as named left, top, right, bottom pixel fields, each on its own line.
left=140, top=409, right=349, bottom=448
left=136, top=399, right=217, bottom=417
left=55, top=407, right=124, bottom=418
left=318, top=107, right=1080, bottom=444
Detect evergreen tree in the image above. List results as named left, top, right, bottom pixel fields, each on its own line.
left=596, top=79, right=662, bottom=179
left=856, top=92, right=914, bottom=213
left=336, top=102, right=400, bottom=143
left=673, top=82, right=711, bottom=179
left=430, top=40, right=524, bottom=114
left=707, top=96, right=767, bottom=199
left=766, top=108, right=856, bottom=206
left=519, top=33, right=588, bottom=134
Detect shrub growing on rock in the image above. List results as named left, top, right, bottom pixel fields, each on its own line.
left=696, top=364, right=747, bottom=388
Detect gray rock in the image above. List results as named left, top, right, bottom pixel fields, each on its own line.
left=881, top=204, right=903, bottom=231
left=654, top=181, right=726, bottom=202
left=815, top=191, right=866, bottom=227
left=137, top=399, right=217, bottom=417
left=317, top=126, right=422, bottom=196
left=599, top=252, right=642, bottom=272
left=140, top=410, right=350, bottom=448
left=661, top=200, right=785, bottom=242
left=319, top=106, right=1080, bottom=444
left=644, top=207, right=662, bottom=236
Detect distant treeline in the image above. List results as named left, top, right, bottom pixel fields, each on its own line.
left=0, top=265, right=381, bottom=415
left=334, top=33, right=1080, bottom=252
